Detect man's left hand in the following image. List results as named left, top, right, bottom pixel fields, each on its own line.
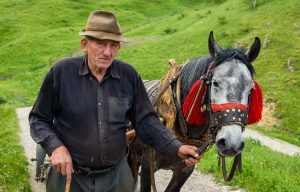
left=177, top=145, right=202, bottom=166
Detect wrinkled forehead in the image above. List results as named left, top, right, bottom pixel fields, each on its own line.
left=212, top=59, right=252, bottom=80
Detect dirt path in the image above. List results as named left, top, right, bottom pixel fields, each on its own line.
left=17, top=107, right=45, bottom=192
left=135, top=169, right=240, bottom=192
left=17, top=107, right=300, bottom=192
left=243, top=129, right=300, bottom=156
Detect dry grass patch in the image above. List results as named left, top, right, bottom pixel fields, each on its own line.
left=258, top=102, right=280, bottom=129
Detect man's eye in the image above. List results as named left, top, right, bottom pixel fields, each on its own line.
left=112, top=43, right=119, bottom=47
left=96, top=41, right=105, bottom=46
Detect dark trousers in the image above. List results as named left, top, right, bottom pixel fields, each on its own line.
left=46, top=157, right=134, bottom=192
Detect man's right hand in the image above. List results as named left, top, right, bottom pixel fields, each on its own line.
left=49, top=145, right=73, bottom=182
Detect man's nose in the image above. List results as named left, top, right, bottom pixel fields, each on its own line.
left=102, top=45, right=113, bottom=55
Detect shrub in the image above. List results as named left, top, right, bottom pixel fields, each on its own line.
left=218, top=16, right=227, bottom=25
left=207, top=0, right=227, bottom=5
left=178, top=13, right=186, bottom=20
left=164, top=27, right=177, bottom=34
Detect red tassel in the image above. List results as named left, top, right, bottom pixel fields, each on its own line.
left=248, top=81, right=263, bottom=124
left=182, top=80, right=206, bottom=125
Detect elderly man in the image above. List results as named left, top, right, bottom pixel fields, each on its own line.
left=29, top=10, right=200, bottom=192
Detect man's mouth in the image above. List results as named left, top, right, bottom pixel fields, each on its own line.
left=98, top=57, right=111, bottom=61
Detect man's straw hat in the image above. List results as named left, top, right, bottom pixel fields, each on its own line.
left=79, top=10, right=126, bottom=42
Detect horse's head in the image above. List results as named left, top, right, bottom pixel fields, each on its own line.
left=181, top=32, right=262, bottom=158
left=208, top=32, right=261, bottom=156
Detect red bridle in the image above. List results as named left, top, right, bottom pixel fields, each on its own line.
left=182, top=79, right=263, bottom=126
left=211, top=102, right=247, bottom=112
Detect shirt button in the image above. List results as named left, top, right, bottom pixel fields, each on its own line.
left=99, top=121, right=102, bottom=125
left=98, top=102, right=101, bottom=106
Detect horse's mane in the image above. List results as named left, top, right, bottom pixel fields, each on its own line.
left=180, top=57, right=212, bottom=102
left=180, top=48, right=255, bottom=102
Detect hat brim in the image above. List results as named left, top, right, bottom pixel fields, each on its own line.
left=80, top=29, right=126, bottom=42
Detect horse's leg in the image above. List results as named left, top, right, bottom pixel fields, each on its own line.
left=140, top=153, right=152, bottom=192
left=165, top=165, right=195, bottom=192
left=127, top=137, right=143, bottom=190
left=127, top=151, right=140, bottom=187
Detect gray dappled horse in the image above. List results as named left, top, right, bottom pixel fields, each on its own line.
left=128, top=32, right=261, bottom=192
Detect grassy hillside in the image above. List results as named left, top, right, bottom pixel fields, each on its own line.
left=0, top=0, right=299, bottom=191
left=199, top=138, right=300, bottom=192
left=118, top=0, right=300, bottom=145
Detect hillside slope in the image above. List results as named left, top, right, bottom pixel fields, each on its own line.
left=118, top=0, right=300, bottom=144
left=0, top=0, right=299, bottom=144
left=0, top=0, right=299, bottom=191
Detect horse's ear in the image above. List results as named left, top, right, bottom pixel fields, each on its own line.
left=246, top=37, right=261, bottom=62
left=208, top=31, right=222, bottom=58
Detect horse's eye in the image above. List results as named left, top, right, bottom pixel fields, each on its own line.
left=213, top=81, right=219, bottom=87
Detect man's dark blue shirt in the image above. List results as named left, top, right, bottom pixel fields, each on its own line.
left=29, top=56, right=182, bottom=169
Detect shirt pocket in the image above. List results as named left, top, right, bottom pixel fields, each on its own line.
left=108, top=97, right=130, bottom=123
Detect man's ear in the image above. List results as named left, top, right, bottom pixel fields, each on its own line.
left=80, top=38, right=88, bottom=53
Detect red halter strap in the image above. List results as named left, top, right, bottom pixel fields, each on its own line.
left=211, top=102, right=247, bottom=112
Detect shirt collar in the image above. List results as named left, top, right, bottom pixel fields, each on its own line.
left=110, top=61, right=120, bottom=79
left=79, top=55, right=120, bottom=79
left=79, top=55, right=89, bottom=76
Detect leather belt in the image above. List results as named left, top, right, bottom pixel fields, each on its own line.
left=73, top=165, right=115, bottom=177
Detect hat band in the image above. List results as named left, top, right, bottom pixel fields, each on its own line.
left=86, top=27, right=121, bottom=35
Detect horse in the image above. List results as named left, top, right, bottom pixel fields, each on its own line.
left=127, top=31, right=262, bottom=192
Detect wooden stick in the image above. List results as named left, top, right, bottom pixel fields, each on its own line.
left=48, top=157, right=71, bottom=192
left=65, top=180, right=70, bottom=192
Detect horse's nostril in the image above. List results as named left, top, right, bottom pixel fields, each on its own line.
left=237, top=141, right=245, bottom=152
left=216, top=138, right=227, bottom=150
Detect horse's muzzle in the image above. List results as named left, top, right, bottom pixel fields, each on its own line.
left=216, top=138, right=245, bottom=156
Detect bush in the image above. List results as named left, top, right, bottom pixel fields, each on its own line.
left=239, top=23, right=253, bottom=34
left=164, top=27, right=177, bottom=34
left=178, top=13, right=186, bottom=20
left=207, top=0, right=227, bottom=5
left=218, top=16, right=227, bottom=25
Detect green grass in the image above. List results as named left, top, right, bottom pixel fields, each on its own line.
left=0, top=0, right=299, bottom=191
left=0, top=106, right=30, bottom=192
left=198, top=139, right=300, bottom=192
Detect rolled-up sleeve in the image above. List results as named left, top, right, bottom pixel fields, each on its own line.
left=29, top=68, right=63, bottom=155
left=129, top=74, right=182, bottom=161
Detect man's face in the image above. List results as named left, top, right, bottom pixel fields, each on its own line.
left=81, top=37, right=120, bottom=71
